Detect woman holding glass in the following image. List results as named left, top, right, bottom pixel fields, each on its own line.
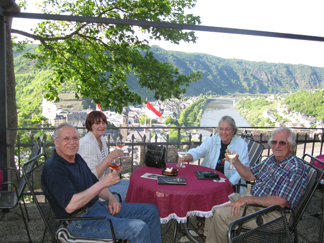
left=78, top=111, right=129, bottom=202
left=177, top=115, right=249, bottom=190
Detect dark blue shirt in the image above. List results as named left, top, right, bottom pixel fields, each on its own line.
left=41, top=150, right=99, bottom=218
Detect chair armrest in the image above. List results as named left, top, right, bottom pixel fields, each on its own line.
left=1, top=181, right=20, bottom=198
left=112, top=192, right=122, bottom=202
left=242, top=204, right=296, bottom=230
left=1, top=167, right=19, bottom=182
left=58, top=216, right=117, bottom=242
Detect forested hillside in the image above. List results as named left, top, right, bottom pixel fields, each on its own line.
left=283, top=89, right=324, bottom=120
left=14, top=44, right=324, bottom=126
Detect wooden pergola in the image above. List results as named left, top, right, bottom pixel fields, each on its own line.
left=1, top=0, right=324, bottom=174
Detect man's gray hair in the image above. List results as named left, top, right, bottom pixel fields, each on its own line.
left=268, top=127, right=296, bottom=148
left=218, top=116, right=238, bottom=135
left=54, top=122, right=78, bottom=138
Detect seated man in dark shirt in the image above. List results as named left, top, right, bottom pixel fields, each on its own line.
left=204, top=127, right=308, bottom=243
left=41, top=123, right=162, bottom=243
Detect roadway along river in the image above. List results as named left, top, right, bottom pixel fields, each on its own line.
left=199, top=98, right=251, bottom=138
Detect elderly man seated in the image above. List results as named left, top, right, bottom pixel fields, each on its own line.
left=204, top=127, right=308, bottom=243
left=41, top=123, right=162, bottom=243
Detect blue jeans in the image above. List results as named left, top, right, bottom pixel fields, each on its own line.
left=109, top=179, right=130, bottom=202
left=67, top=201, right=162, bottom=243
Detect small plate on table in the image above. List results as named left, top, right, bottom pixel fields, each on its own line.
left=162, top=168, right=178, bottom=176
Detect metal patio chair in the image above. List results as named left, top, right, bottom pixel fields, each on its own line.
left=228, top=205, right=292, bottom=243
left=0, top=152, right=45, bottom=243
left=239, top=157, right=323, bottom=243
left=23, top=159, right=123, bottom=243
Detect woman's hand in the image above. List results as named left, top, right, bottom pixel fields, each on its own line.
left=109, top=148, right=124, bottom=160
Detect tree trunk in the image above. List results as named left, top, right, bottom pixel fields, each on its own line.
left=6, top=16, right=17, bottom=169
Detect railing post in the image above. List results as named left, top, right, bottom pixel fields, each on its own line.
left=166, top=134, right=170, bottom=162
left=177, top=127, right=181, bottom=148
left=311, top=133, right=316, bottom=156
left=188, top=133, right=192, bottom=150
left=303, top=133, right=307, bottom=156
left=131, top=134, right=134, bottom=172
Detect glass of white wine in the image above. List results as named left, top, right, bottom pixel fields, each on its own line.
left=177, top=148, right=187, bottom=168
left=226, top=150, right=236, bottom=170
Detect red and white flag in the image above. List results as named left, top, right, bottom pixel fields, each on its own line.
left=146, top=100, right=162, bottom=119
left=96, top=104, right=102, bottom=111
left=42, top=98, right=57, bottom=119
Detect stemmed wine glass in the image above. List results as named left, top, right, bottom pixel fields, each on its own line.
left=113, top=135, right=124, bottom=171
left=116, top=135, right=125, bottom=151
left=226, top=150, right=236, bottom=170
left=109, top=158, right=121, bottom=173
left=177, top=148, right=187, bottom=168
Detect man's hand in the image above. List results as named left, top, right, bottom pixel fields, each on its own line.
left=108, top=195, right=121, bottom=216
left=225, top=196, right=252, bottom=217
left=225, top=149, right=239, bottom=165
left=102, top=172, right=120, bottom=187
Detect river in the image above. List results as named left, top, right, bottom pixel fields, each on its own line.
left=199, top=98, right=251, bottom=138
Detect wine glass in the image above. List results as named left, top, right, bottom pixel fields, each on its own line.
left=116, top=135, right=125, bottom=153
left=177, top=148, right=187, bottom=168
left=109, top=158, right=121, bottom=173
left=226, top=150, right=236, bottom=170
left=115, top=135, right=125, bottom=167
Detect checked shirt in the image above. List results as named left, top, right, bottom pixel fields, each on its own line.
left=250, top=154, right=308, bottom=209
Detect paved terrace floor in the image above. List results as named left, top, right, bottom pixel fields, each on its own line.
left=0, top=188, right=323, bottom=243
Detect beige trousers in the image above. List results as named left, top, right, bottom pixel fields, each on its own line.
left=204, top=192, right=283, bottom=243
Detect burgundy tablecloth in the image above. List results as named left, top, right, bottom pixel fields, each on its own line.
left=125, top=163, right=234, bottom=223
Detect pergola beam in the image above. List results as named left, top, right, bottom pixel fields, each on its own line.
left=5, top=12, right=324, bottom=42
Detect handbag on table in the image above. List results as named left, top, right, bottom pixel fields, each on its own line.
left=144, top=145, right=166, bottom=169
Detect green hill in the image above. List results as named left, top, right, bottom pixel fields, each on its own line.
left=14, top=44, right=324, bottom=126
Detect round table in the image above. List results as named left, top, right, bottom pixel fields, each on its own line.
left=125, top=163, right=234, bottom=224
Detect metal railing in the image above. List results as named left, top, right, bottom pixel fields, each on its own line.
left=9, top=126, right=324, bottom=175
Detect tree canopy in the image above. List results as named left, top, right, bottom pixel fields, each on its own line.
left=13, top=0, right=202, bottom=113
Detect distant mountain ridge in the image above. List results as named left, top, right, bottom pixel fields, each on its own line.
left=149, top=45, right=324, bottom=96
left=14, top=44, right=324, bottom=125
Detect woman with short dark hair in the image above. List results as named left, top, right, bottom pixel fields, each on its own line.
left=79, top=111, right=129, bottom=201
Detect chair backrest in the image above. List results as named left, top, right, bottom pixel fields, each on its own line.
left=241, top=135, right=264, bottom=167
left=303, top=153, right=324, bottom=179
left=23, top=161, right=58, bottom=242
left=288, top=159, right=322, bottom=230
left=29, top=137, right=43, bottom=160
left=16, top=153, right=46, bottom=201
left=289, top=158, right=321, bottom=227
left=42, top=140, right=55, bottom=159
left=228, top=205, right=293, bottom=243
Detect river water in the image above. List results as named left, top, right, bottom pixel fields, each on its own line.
left=198, top=98, right=251, bottom=138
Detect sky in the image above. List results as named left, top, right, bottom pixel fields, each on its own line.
left=11, top=0, right=324, bottom=67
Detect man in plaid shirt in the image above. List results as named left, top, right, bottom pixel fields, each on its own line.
left=205, top=127, right=308, bottom=243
